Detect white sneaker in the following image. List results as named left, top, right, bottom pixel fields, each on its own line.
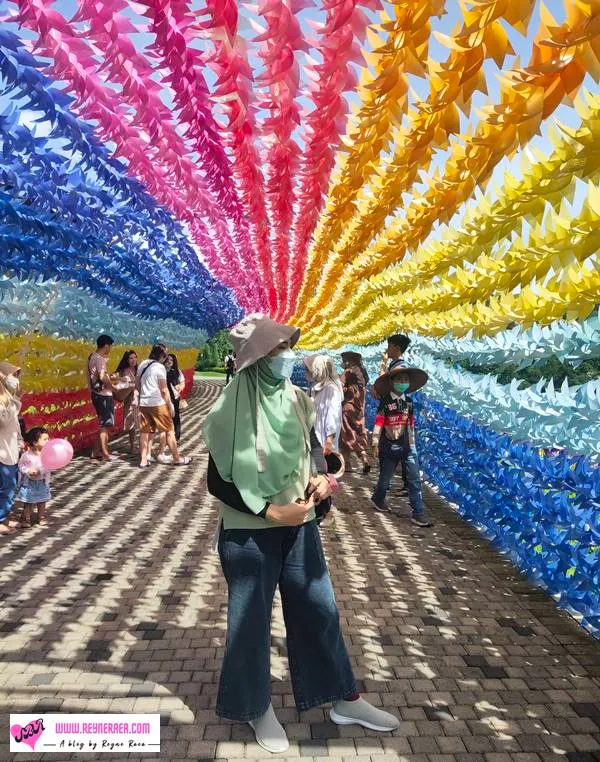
left=248, top=703, right=289, bottom=754
left=330, top=697, right=399, bottom=731
left=157, top=453, right=173, bottom=464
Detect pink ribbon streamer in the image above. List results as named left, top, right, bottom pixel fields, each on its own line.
left=195, top=0, right=275, bottom=310
left=252, top=0, right=309, bottom=318
left=12, top=0, right=264, bottom=311
left=140, top=0, right=268, bottom=309
left=282, top=0, right=374, bottom=320
left=73, top=0, right=265, bottom=308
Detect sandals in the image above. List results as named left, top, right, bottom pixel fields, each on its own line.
left=38, top=518, right=48, bottom=526
left=173, top=457, right=192, bottom=466
left=0, top=524, right=16, bottom=536
left=20, top=520, right=32, bottom=529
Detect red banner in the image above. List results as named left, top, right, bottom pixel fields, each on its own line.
left=19, top=371, right=195, bottom=453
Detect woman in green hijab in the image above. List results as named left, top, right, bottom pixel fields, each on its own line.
left=204, top=315, right=399, bottom=754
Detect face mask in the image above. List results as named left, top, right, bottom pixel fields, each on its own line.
left=3, top=375, right=19, bottom=394
left=268, top=348, right=296, bottom=380
left=393, top=382, right=409, bottom=394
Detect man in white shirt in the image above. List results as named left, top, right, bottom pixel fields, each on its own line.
left=137, top=345, right=191, bottom=468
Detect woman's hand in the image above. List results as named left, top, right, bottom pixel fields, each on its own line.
left=323, top=436, right=334, bottom=455
left=266, top=498, right=314, bottom=526
left=308, top=474, right=331, bottom=502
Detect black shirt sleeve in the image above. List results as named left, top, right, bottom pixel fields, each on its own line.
left=310, top=427, right=327, bottom=474
left=207, top=455, right=269, bottom=518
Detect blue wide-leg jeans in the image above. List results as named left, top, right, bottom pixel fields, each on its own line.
left=216, top=521, right=357, bottom=721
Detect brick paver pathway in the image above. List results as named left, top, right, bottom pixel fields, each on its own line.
left=1, top=380, right=599, bottom=761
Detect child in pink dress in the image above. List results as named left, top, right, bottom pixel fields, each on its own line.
left=18, top=427, right=51, bottom=528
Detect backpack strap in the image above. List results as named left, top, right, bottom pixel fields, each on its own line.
left=139, top=360, right=156, bottom=381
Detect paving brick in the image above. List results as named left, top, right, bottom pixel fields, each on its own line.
left=568, top=735, right=600, bottom=752
left=299, top=739, right=328, bottom=757
left=437, top=736, right=468, bottom=754
left=408, top=735, right=439, bottom=754
left=215, top=740, right=244, bottom=758
left=187, top=740, right=217, bottom=757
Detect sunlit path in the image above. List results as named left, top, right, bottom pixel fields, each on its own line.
left=0, top=381, right=599, bottom=762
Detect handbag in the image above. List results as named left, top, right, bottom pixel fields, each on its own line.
left=325, top=451, right=345, bottom=480
left=112, top=384, right=134, bottom=403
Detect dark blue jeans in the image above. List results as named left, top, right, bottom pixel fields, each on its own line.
left=0, top=463, right=18, bottom=522
left=217, top=522, right=357, bottom=721
left=372, top=439, right=424, bottom=515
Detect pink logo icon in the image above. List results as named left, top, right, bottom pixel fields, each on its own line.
left=11, top=719, right=45, bottom=750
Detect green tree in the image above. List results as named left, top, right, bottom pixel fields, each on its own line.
left=196, top=329, right=233, bottom=370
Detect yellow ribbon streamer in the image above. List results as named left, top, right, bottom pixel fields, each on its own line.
left=297, top=1, right=600, bottom=334
left=295, top=0, right=537, bottom=321
left=367, top=91, right=600, bottom=295
left=0, top=335, right=198, bottom=393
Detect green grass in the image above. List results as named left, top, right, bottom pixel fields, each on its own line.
left=195, top=370, right=225, bottom=378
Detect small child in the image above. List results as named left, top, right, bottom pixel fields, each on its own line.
left=18, top=427, right=51, bottom=528
left=371, top=367, right=433, bottom=527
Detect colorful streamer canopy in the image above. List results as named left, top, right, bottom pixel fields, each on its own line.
left=0, top=0, right=597, bottom=333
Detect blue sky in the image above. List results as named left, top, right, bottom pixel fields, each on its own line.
left=1, top=0, right=594, bottom=244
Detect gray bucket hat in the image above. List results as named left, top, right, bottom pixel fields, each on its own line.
left=230, top=314, right=300, bottom=373
left=0, top=362, right=20, bottom=384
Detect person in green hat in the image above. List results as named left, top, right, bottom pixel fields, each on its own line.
left=204, top=314, right=399, bottom=754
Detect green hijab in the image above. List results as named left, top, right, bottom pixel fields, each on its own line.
left=203, top=358, right=313, bottom=514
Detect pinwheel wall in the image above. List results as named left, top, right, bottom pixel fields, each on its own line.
left=0, top=0, right=599, bottom=630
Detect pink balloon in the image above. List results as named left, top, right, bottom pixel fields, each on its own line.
left=41, top=439, right=74, bottom=471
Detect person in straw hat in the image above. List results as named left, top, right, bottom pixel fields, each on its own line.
left=371, top=365, right=433, bottom=527
left=204, top=314, right=399, bottom=754
left=0, top=362, right=23, bottom=536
